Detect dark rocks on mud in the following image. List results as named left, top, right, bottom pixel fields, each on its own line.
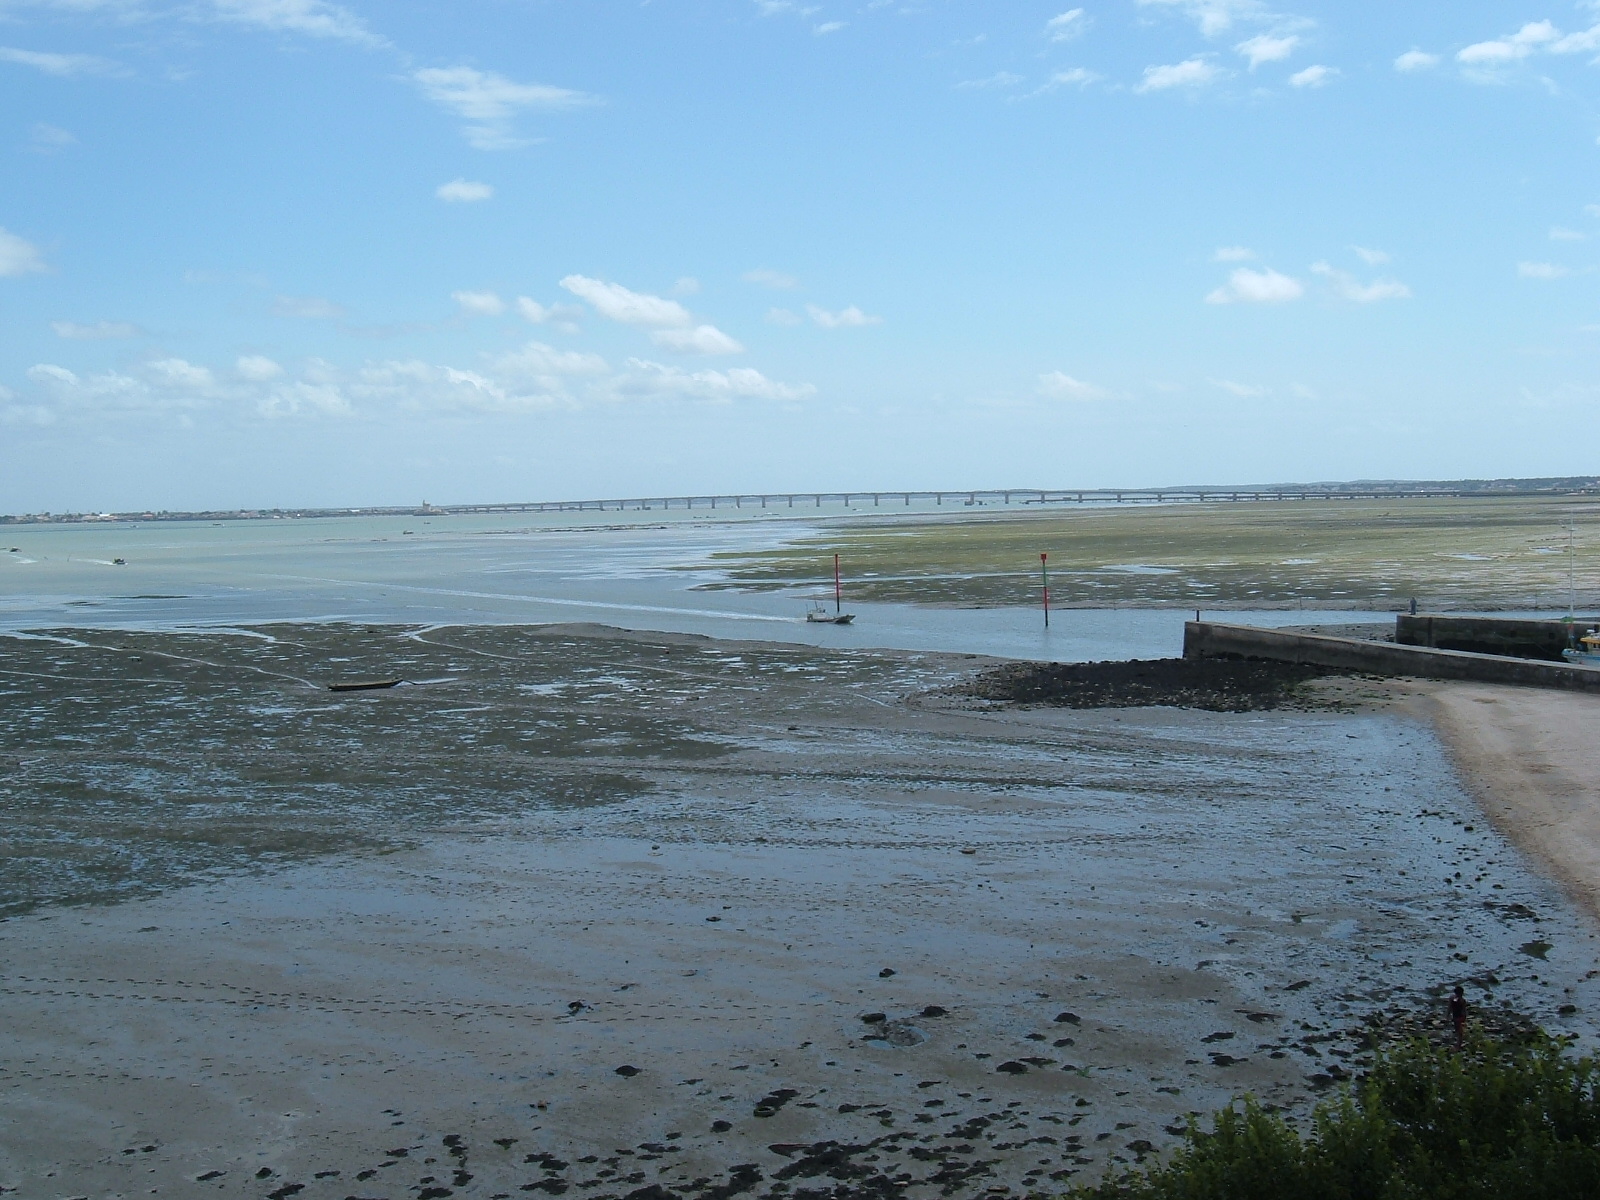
left=963, top=657, right=1335, bottom=712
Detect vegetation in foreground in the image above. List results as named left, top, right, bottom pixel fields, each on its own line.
left=1073, top=1033, right=1600, bottom=1200
left=704, top=496, right=1600, bottom=610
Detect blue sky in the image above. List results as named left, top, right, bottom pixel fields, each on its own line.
left=3, top=1, right=1600, bottom=511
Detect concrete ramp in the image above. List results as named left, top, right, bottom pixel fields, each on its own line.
left=1184, top=620, right=1600, bottom=693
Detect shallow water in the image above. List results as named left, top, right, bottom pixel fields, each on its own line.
left=0, top=511, right=1402, bottom=660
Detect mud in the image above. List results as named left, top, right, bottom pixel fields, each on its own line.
left=959, top=658, right=1338, bottom=712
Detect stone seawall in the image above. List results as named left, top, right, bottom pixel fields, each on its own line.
left=1184, top=621, right=1600, bottom=692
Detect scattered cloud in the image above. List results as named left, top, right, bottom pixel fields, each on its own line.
left=413, top=66, right=596, bottom=150
left=1213, top=245, right=1255, bottom=262
left=1205, top=266, right=1303, bottom=303
left=957, top=71, right=1024, bottom=90
left=1136, top=0, right=1268, bottom=38
left=671, top=277, right=700, bottom=296
left=273, top=295, right=346, bottom=319
left=1289, top=64, right=1336, bottom=88
left=807, top=304, right=882, bottom=328
left=236, top=355, right=284, bottom=381
left=1235, top=33, right=1298, bottom=69
left=744, top=268, right=798, bottom=289
left=559, top=275, right=691, bottom=327
left=610, top=359, right=814, bottom=404
left=1210, top=378, right=1268, bottom=397
left=1551, top=226, right=1587, bottom=241
left=1037, top=371, right=1106, bottom=400
left=1311, top=262, right=1411, bottom=302
left=1045, top=9, right=1088, bottom=42
left=452, top=289, right=505, bottom=316
left=0, top=228, right=46, bottom=277
left=28, top=123, right=76, bottom=153
left=813, top=21, right=844, bottom=35
left=1519, top=261, right=1570, bottom=278
left=209, top=0, right=385, bottom=48
left=515, top=297, right=562, bottom=324
left=1458, top=20, right=1560, bottom=65
left=649, top=324, right=745, bottom=355
left=1352, top=246, right=1390, bottom=265
left=436, top=179, right=494, bottom=203
left=1136, top=58, right=1222, bottom=93
left=1035, top=68, right=1101, bottom=93
left=51, top=320, right=139, bottom=339
left=0, top=46, right=125, bottom=77
left=766, top=307, right=802, bottom=325
left=1394, top=49, right=1439, bottom=72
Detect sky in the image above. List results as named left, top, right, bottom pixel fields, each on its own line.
left=3, top=1, right=1600, bottom=511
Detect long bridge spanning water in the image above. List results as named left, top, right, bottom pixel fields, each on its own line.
left=7, top=480, right=1599, bottom=524
left=428, top=483, right=1592, bottom=516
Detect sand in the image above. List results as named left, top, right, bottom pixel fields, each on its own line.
left=1, top=626, right=1598, bottom=1199
left=1406, top=681, right=1600, bottom=922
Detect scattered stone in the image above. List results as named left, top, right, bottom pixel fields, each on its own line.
left=615, top=1065, right=641, bottom=1077
left=920, top=1005, right=948, bottom=1018
left=860, top=1012, right=887, bottom=1024
left=1054, top=1012, right=1081, bottom=1025
left=879, top=968, right=896, bottom=978
left=996, top=1062, right=1028, bottom=1075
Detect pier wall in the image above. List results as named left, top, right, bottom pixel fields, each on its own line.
left=1394, top=614, right=1598, bottom=662
left=1184, top=621, right=1600, bottom=693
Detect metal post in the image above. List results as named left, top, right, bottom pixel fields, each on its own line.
left=834, top=553, right=842, bottom=614
left=1041, top=553, right=1049, bottom=629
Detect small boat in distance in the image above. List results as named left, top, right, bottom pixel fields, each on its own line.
left=1563, top=631, right=1600, bottom=666
left=806, top=553, right=855, bottom=624
left=806, top=601, right=855, bottom=625
left=328, top=678, right=404, bottom=692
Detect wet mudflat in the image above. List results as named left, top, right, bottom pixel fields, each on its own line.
left=0, top=624, right=1596, bottom=1199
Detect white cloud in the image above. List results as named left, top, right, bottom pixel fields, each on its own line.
left=813, top=20, right=844, bottom=35
left=413, top=66, right=595, bottom=150
left=1352, top=245, right=1390, bottom=265
left=273, top=295, right=345, bottom=319
left=1035, top=68, right=1101, bottom=92
left=1205, top=266, right=1303, bottom=303
left=649, top=324, right=745, bottom=355
left=29, top=123, right=76, bottom=153
left=1519, top=261, right=1570, bottom=278
left=148, top=358, right=215, bottom=389
left=1037, top=371, right=1106, bottom=400
left=1045, top=9, right=1088, bottom=42
left=1458, top=20, right=1560, bottom=65
left=52, top=320, right=138, bottom=339
left=957, top=71, right=1024, bottom=90
left=1394, top=49, right=1439, bottom=72
left=493, top=340, right=609, bottom=381
left=516, top=297, right=554, bottom=323
left=0, top=228, right=46, bottom=277
left=0, top=46, right=124, bottom=77
left=612, top=359, right=814, bottom=404
left=807, top=304, right=882, bottom=328
left=1551, top=226, right=1587, bottom=241
left=560, top=275, right=691, bottom=327
left=1289, top=64, right=1336, bottom=87
left=452, top=289, right=505, bottom=316
left=1310, top=262, right=1411, bottom=302
left=236, top=355, right=283, bottom=380
left=1213, top=245, right=1255, bottom=262
left=209, top=0, right=384, bottom=47
left=744, top=268, right=798, bottom=289
left=1210, top=378, right=1268, bottom=397
left=766, top=307, right=802, bottom=325
left=1136, top=0, right=1266, bottom=38
left=1236, top=33, right=1298, bottom=68
left=671, top=276, right=700, bottom=296
left=1136, top=58, right=1222, bottom=92
left=436, top=179, right=494, bottom=203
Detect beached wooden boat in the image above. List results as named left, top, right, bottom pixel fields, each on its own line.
left=328, top=678, right=403, bottom=692
left=806, top=603, right=855, bottom=625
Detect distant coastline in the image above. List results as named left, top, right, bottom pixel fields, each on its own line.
left=6, top=474, right=1600, bottom=526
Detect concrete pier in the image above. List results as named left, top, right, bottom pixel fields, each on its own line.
left=1184, top=621, right=1600, bottom=693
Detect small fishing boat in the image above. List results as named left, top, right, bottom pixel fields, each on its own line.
left=328, top=678, right=404, bottom=692
left=806, top=553, right=855, bottom=624
left=1562, top=631, right=1600, bottom=665
left=806, top=602, right=854, bottom=625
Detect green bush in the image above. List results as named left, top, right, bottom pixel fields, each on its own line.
left=1072, top=1034, right=1600, bottom=1200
